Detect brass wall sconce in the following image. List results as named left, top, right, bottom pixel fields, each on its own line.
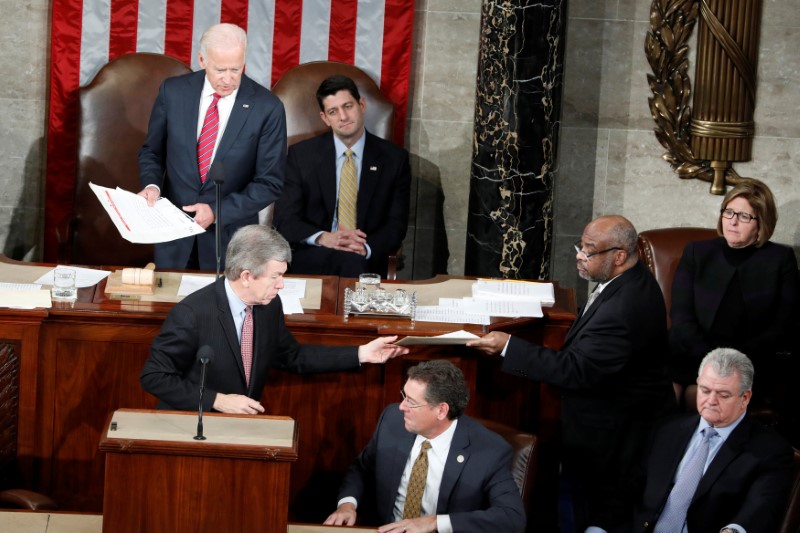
left=646, top=0, right=763, bottom=194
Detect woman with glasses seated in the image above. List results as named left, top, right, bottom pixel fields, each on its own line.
left=669, top=178, right=799, bottom=409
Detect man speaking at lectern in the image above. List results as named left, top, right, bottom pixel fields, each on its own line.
left=140, top=225, right=407, bottom=414
left=138, top=23, right=286, bottom=271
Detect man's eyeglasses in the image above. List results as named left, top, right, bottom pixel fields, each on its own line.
left=400, top=389, right=430, bottom=409
left=573, top=240, right=622, bottom=260
left=720, top=208, right=757, bottom=223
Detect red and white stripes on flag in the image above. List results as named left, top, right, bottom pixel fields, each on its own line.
left=45, top=0, right=415, bottom=261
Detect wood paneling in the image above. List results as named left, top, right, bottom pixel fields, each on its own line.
left=1, top=264, right=575, bottom=525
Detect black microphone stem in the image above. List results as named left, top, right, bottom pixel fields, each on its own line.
left=194, top=360, right=209, bottom=441
left=214, top=180, right=222, bottom=280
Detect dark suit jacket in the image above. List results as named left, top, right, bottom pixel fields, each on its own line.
left=635, top=414, right=793, bottom=532
left=337, top=405, right=525, bottom=532
left=669, top=237, right=799, bottom=383
left=274, top=131, right=410, bottom=276
left=140, top=278, right=359, bottom=411
left=139, top=70, right=287, bottom=270
left=503, top=260, right=674, bottom=530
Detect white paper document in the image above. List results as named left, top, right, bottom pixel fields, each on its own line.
left=90, top=182, right=205, bottom=244
left=34, top=265, right=110, bottom=288
left=176, top=274, right=304, bottom=315
left=473, top=279, right=555, bottom=306
left=395, top=330, right=480, bottom=346
left=176, top=274, right=216, bottom=297
left=0, top=283, right=51, bottom=309
left=461, top=297, right=543, bottom=318
left=414, top=306, right=491, bottom=325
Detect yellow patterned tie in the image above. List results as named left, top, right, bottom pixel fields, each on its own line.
left=338, top=149, right=358, bottom=230
left=402, top=440, right=432, bottom=519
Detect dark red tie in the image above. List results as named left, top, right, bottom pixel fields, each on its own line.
left=197, top=93, right=221, bottom=183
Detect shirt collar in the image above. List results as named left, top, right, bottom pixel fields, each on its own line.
left=333, top=130, right=366, bottom=160
left=698, top=410, right=747, bottom=441
left=416, top=418, right=459, bottom=458
left=202, top=77, right=239, bottom=101
left=224, top=278, right=248, bottom=317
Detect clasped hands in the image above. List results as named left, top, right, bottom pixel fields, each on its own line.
left=324, top=503, right=437, bottom=532
left=316, top=228, right=368, bottom=256
left=137, top=186, right=215, bottom=229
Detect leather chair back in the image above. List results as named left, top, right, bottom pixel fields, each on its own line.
left=780, top=447, right=800, bottom=533
left=68, top=53, right=191, bottom=266
left=637, top=227, right=718, bottom=325
left=271, top=61, right=394, bottom=147
left=476, top=417, right=537, bottom=507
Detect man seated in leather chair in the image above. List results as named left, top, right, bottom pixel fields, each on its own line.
left=274, top=75, right=411, bottom=278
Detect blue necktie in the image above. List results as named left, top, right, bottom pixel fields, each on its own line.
left=654, top=427, right=718, bottom=532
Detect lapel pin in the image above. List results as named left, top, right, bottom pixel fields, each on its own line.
left=243, top=104, right=250, bottom=108
left=457, top=455, right=465, bottom=463
left=370, top=166, right=377, bottom=171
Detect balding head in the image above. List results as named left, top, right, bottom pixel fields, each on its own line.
left=576, top=215, right=639, bottom=282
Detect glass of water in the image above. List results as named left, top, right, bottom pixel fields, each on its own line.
left=358, top=273, right=381, bottom=291
left=52, top=267, right=77, bottom=301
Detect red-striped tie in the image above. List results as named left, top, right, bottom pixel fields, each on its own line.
left=197, top=93, right=221, bottom=183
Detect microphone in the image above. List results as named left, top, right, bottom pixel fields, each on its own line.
left=194, top=345, right=215, bottom=441
left=210, top=161, right=225, bottom=280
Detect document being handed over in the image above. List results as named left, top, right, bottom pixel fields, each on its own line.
left=90, top=183, right=205, bottom=244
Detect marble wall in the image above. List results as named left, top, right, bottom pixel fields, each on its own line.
left=3, top=0, right=799, bottom=293
left=556, top=0, right=800, bottom=304
left=0, top=0, right=49, bottom=261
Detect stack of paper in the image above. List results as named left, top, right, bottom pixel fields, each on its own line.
left=90, top=182, right=205, bottom=244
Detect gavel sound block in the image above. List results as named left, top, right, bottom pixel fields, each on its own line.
left=105, top=263, right=157, bottom=296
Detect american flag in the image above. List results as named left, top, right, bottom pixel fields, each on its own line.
left=45, top=0, right=415, bottom=261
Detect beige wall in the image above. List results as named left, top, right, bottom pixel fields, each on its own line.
left=2, top=0, right=798, bottom=292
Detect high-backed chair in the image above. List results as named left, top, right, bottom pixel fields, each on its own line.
left=57, top=53, right=191, bottom=267
left=780, top=447, right=800, bottom=533
left=271, top=61, right=403, bottom=279
left=271, top=61, right=394, bottom=146
left=475, top=418, right=537, bottom=507
left=636, top=227, right=718, bottom=327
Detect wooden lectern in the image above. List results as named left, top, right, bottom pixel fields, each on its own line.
left=99, top=409, right=298, bottom=533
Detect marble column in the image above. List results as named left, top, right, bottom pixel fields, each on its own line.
left=465, top=0, right=566, bottom=279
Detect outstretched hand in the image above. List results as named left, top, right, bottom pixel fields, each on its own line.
left=358, top=335, right=409, bottom=364
left=465, top=331, right=510, bottom=356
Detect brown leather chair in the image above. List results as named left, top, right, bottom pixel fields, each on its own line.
left=779, top=447, right=800, bottom=533
left=0, top=345, right=57, bottom=510
left=271, top=61, right=403, bottom=279
left=271, top=61, right=394, bottom=146
left=476, top=417, right=537, bottom=507
left=57, top=53, right=191, bottom=267
left=636, top=227, right=718, bottom=327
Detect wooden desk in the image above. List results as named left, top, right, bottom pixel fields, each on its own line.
left=0, top=257, right=575, bottom=528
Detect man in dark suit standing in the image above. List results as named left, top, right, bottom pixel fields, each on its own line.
left=324, top=360, right=526, bottom=532
left=140, top=225, right=407, bottom=414
left=468, top=215, right=675, bottom=532
left=635, top=348, right=793, bottom=533
left=138, top=23, right=286, bottom=271
left=274, top=75, right=410, bottom=278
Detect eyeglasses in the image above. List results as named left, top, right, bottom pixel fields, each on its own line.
left=573, top=240, right=622, bottom=260
left=400, top=389, right=430, bottom=409
left=720, top=208, right=757, bottom=223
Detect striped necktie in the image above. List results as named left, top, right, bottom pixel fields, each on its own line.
left=197, top=93, right=221, bottom=183
left=338, top=149, right=358, bottom=230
